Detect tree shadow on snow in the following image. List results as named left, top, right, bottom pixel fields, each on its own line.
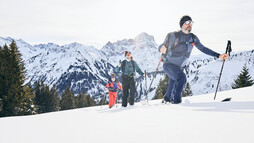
left=183, top=101, right=254, bottom=113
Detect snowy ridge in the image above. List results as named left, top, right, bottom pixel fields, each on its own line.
left=0, top=37, right=113, bottom=96
left=101, top=32, right=160, bottom=72
left=0, top=35, right=253, bottom=99
left=0, top=86, right=254, bottom=143
left=0, top=37, right=37, bottom=59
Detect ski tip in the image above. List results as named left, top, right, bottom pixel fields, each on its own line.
left=221, top=97, right=231, bottom=102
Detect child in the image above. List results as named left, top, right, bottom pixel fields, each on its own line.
left=105, top=73, right=123, bottom=108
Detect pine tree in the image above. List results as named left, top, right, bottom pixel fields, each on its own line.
left=182, top=82, right=193, bottom=97
left=86, top=94, right=95, bottom=107
left=21, top=85, right=37, bottom=115
left=0, top=98, right=2, bottom=113
left=0, top=45, right=9, bottom=115
left=153, top=74, right=169, bottom=100
left=0, top=41, right=35, bottom=117
left=34, top=80, right=60, bottom=113
left=232, top=65, right=254, bottom=89
left=60, top=86, right=75, bottom=110
left=76, top=90, right=88, bottom=108
left=50, top=84, right=60, bottom=111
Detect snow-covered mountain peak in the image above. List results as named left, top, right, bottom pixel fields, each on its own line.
left=0, top=37, right=37, bottom=59
left=100, top=33, right=159, bottom=69
left=135, top=32, right=155, bottom=43
left=134, top=32, right=157, bottom=50
left=101, top=32, right=157, bottom=55
left=63, top=42, right=84, bottom=48
left=0, top=37, right=13, bottom=44
left=34, top=43, right=61, bottom=53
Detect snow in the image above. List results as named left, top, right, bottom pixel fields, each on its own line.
left=1, top=86, right=254, bottom=143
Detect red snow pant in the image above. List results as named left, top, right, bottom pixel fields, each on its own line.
left=109, top=91, right=117, bottom=108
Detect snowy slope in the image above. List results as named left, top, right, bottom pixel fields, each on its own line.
left=186, top=50, right=254, bottom=95
left=0, top=86, right=254, bottom=143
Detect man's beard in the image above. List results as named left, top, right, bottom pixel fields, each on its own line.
left=183, top=26, right=192, bottom=34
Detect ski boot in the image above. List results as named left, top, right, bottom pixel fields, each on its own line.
left=162, top=95, right=170, bottom=104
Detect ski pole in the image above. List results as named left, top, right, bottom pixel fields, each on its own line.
left=145, top=70, right=148, bottom=103
left=145, top=55, right=164, bottom=103
left=214, top=40, right=232, bottom=100
left=116, top=60, right=121, bottom=108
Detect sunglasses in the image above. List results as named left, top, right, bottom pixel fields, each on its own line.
left=185, top=21, right=194, bottom=25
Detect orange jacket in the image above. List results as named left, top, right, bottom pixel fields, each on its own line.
left=105, top=81, right=123, bottom=92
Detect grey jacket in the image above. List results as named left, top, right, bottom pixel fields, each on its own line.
left=159, top=30, right=220, bottom=67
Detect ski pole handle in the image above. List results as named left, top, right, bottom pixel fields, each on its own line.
left=156, top=55, right=163, bottom=71
left=225, top=40, right=232, bottom=55
left=118, top=60, right=121, bottom=68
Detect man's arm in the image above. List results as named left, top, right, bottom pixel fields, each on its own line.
left=114, top=61, right=122, bottom=73
left=159, top=32, right=176, bottom=54
left=194, top=35, right=228, bottom=60
left=194, top=35, right=220, bottom=58
left=134, top=61, right=144, bottom=76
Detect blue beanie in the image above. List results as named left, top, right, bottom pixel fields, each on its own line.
left=180, top=15, right=192, bottom=28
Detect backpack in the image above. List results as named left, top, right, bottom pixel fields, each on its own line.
left=164, top=31, right=196, bottom=55
left=121, top=60, right=135, bottom=75
left=107, top=78, right=118, bottom=91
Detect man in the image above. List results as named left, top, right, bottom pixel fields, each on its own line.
left=159, top=15, right=229, bottom=104
left=114, top=51, right=145, bottom=107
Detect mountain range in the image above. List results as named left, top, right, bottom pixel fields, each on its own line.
left=0, top=33, right=253, bottom=100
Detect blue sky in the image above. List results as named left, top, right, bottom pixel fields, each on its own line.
left=0, top=0, right=254, bottom=52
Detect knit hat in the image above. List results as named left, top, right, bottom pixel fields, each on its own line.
left=111, top=73, right=115, bottom=78
left=125, top=51, right=131, bottom=57
left=180, top=15, right=192, bottom=28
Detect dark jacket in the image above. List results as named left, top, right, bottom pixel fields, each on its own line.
left=114, top=60, right=144, bottom=76
left=159, top=30, right=220, bottom=67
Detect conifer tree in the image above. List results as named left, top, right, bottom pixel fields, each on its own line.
left=60, top=86, right=75, bottom=110
left=0, top=41, right=35, bottom=117
left=76, top=90, right=88, bottom=108
left=182, top=82, right=193, bottom=97
left=50, top=84, right=60, bottom=111
left=153, top=74, right=169, bottom=100
left=232, top=65, right=254, bottom=89
left=34, top=81, right=60, bottom=113
left=86, top=94, right=95, bottom=107
left=22, top=85, right=37, bottom=115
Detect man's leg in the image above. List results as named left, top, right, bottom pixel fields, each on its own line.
left=122, top=76, right=129, bottom=107
left=163, top=63, right=186, bottom=104
left=129, top=77, right=136, bottom=105
left=165, top=78, right=176, bottom=102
